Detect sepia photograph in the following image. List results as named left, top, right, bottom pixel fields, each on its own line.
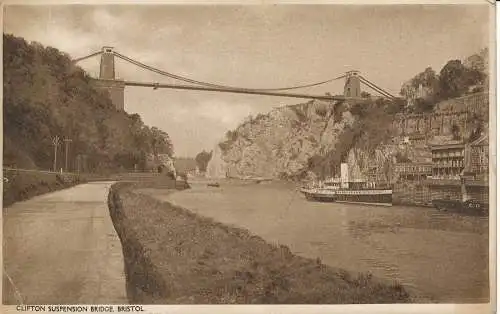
left=1, top=1, right=495, bottom=312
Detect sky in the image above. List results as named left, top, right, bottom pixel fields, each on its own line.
left=4, top=3, right=491, bottom=157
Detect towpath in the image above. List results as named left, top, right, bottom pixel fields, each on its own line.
left=3, top=182, right=127, bottom=304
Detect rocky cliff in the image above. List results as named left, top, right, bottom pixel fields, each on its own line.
left=208, top=99, right=379, bottom=180
left=207, top=93, right=488, bottom=181
left=208, top=100, right=359, bottom=179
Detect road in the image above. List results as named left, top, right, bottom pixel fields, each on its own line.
left=3, top=182, right=127, bottom=304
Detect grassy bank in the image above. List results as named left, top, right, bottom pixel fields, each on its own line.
left=108, top=180, right=411, bottom=304
left=3, top=169, right=85, bottom=207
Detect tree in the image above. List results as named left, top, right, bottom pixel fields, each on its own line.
left=400, top=49, right=488, bottom=107
left=464, top=48, right=488, bottom=74
left=150, top=127, right=174, bottom=156
left=195, top=150, right=213, bottom=172
left=413, top=97, right=436, bottom=113
left=438, top=60, right=484, bottom=100
left=3, top=34, right=175, bottom=172
left=400, top=67, right=439, bottom=100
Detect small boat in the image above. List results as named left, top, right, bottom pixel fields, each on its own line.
left=207, top=182, right=220, bottom=188
left=432, top=198, right=488, bottom=216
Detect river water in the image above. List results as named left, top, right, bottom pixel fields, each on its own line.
left=140, top=179, right=490, bottom=303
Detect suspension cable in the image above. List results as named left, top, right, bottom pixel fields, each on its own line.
left=72, top=51, right=103, bottom=63
left=361, top=78, right=395, bottom=98
left=359, top=75, right=394, bottom=97
left=359, top=79, right=394, bottom=99
left=114, top=51, right=345, bottom=91
left=73, top=50, right=397, bottom=99
left=359, top=75, right=396, bottom=99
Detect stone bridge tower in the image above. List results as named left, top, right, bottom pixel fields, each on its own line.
left=344, top=70, right=361, bottom=98
left=92, top=46, right=125, bottom=111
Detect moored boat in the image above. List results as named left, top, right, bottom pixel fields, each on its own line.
left=300, top=163, right=393, bottom=206
left=334, top=188, right=392, bottom=206
left=301, top=183, right=392, bottom=206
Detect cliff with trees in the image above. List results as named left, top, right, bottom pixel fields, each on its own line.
left=3, top=34, right=173, bottom=173
left=400, top=48, right=488, bottom=113
left=207, top=98, right=406, bottom=180
left=207, top=49, right=489, bottom=181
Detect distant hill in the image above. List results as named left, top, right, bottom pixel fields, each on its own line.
left=3, top=34, right=173, bottom=172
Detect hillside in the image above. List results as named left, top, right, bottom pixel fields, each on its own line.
left=3, top=34, right=173, bottom=172
left=208, top=93, right=487, bottom=181
left=207, top=98, right=406, bottom=181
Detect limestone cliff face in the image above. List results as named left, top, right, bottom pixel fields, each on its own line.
left=206, top=144, right=228, bottom=178
left=205, top=99, right=426, bottom=181
left=207, top=100, right=356, bottom=178
left=206, top=93, right=488, bottom=180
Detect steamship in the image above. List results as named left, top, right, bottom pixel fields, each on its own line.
left=300, top=163, right=393, bottom=206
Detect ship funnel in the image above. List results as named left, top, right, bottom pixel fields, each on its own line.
left=341, top=163, right=349, bottom=189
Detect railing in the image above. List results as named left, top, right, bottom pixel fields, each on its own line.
left=2, top=167, right=167, bottom=181
left=3, top=167, right=81, bottom=176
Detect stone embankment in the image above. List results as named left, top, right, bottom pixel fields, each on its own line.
left=107, top=180, right=411, bottom=304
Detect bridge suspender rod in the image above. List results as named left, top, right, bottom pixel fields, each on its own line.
left=122, top=80, right=351, bottom=101
left=71, top=51, right=103, bottom=63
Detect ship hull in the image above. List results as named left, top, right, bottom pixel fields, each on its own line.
left=301, top=188, right=392, bottom=206
left=303, top=191, right=337, bottom=202
left=335, top=190, right=392, bottom=206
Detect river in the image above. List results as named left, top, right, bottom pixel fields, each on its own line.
left=139, top=179, right=490, bottom=303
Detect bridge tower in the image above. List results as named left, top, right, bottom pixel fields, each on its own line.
left=343, top=70, right=361, bottom=98
left=93, top=46, right=125, bottom=111
left=100, top=46, right=116, bottom=80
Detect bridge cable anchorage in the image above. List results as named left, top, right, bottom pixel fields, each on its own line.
left=71, top=50, right=103, bottom=64
left=358, top=76, right=396, bottom=99
left=113, top=51, right=346, bottom=91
